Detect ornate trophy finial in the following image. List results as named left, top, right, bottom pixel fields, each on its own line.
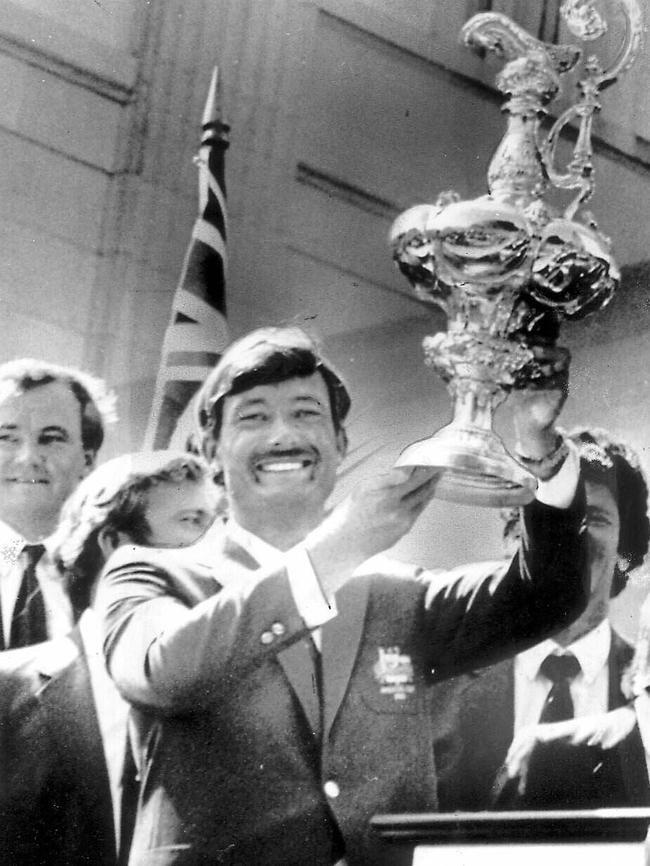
left=389, top=0, right=643, bottom=507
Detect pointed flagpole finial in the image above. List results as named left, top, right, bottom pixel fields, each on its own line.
left=200, top=65, right=229, bottom=148
left=202, top=66, right=220, bottom=128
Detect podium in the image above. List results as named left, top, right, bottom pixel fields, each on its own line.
left=371, top=809, right=650, bottom=865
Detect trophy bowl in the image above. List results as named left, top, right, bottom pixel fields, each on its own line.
left=391, top=198, right=539, bottom=506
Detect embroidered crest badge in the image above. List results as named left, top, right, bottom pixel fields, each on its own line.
left=373, top=646, right=415, bottom=701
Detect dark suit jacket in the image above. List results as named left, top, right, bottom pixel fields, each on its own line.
left=99, top=496, right=587, bottom=866
left=0, top=626, right=132, bottom=865
left=435, top=626, right=650, bottom=811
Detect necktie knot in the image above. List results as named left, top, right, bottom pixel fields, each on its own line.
left=540, top=651, right=581, bottom=684
left=22, top=543, right=46, bottom=568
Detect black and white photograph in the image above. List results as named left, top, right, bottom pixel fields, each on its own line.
left=2, top=1, right=650, bottom=863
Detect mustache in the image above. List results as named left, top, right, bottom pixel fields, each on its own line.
left=250, top=446, right=320, bottom=462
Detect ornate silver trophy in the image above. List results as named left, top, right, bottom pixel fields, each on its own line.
left=390, top=0, right=643, bottom=506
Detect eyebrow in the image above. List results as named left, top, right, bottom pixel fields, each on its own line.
left=290, top=395, right=325, bottom=408
left=234, top=393, right=326, bottom=412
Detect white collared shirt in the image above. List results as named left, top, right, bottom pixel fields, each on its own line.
left=513, top=619, right=612, bottom=731
left=0, top=518, right=73, bottom=642
left=79, top=608, right=130, bottom=855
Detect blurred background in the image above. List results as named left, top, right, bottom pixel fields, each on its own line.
left=1, top=0, right=650, bottom=635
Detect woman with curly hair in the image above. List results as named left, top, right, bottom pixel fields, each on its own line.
left=53, top=450, right=220, bottom=614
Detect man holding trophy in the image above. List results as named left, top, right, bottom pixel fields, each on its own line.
left=98, top=2, right=646, bottom=864
left=98, top=324, right=587, bottom=866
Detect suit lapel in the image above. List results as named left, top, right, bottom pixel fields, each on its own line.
left=606, top=627, right=650, bottom=804
left=218, top=531, right=370, bottom=744
left=321, top=577, right=370, bottom=740
left=219, top=531, right=324, bottom=738
left=278, top=639, right=322, bottom=738
left=607, top=626, right=632, bottom=710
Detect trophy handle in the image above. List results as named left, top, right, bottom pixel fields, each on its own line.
left=540, top=0, right=644, bottom=219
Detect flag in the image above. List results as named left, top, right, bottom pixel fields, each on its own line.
left=144, top=66, right=230, bottom=450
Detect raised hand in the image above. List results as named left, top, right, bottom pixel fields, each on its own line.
left=305, top=467, right=439, bottom=595
left=510, top=345, right=570, bottom=461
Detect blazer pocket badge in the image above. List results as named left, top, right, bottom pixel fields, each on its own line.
left=373, top=646, right=415, bottom=701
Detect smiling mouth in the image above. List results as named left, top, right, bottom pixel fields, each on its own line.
left=252, top=452, right=318, bottom=479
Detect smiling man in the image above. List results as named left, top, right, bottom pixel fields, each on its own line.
left=100, top=326, right=589, bottom=866
left=0, top=359, right=113, bottom=649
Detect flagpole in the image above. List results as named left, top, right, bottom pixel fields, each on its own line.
left=144, top=67, right=230, bottom=450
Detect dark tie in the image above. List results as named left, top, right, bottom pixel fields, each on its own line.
left=520, top=651, right=589, bottom=808
left=538, top=652, right=581, bottom=722
left=9, top=544, right=47, bottom=648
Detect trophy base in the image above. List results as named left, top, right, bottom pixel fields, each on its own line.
left=395, top=424, right=537, bottom=508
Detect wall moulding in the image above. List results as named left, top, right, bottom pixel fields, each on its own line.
left=295, top=161, right=400, bottom=220
left=0, top=3, right=137, bottom=105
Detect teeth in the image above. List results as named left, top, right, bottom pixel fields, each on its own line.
left=259, top=462, right=305, bottom=472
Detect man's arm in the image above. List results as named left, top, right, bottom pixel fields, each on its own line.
left=100, top=549, right=313, bottom=712
left=415, top=483, right=588, bottom=678
left=102, top=350, right=582, bottom=711
left=100, top=465, right=442, bottom=712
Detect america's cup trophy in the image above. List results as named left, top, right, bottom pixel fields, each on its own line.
left=390, top=0, right=643, bottom=506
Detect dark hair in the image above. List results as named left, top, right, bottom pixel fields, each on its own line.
left=0, top=358, right=116, bottom=455
left=195, top=327, right=351, bottom=458
left=51, top=451, right=209, bottom=611
left=502, top=427, right=650, bottom=597
left=568, top=427, right=650, bottom=595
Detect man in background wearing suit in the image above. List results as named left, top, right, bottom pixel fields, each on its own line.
left=0, top=451, right=219, bottom=866
left=437, top=428, right=650, bottom=811
left=100, top=326, right=588, bottom=866
left=0, top=359, right=115, bottom=649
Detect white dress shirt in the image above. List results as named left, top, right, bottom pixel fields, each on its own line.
left=0, top=518, right=73, bottom=642
left=79, top=607, right=130, bottom=855
left=514, top=618, right=611, bottom=731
